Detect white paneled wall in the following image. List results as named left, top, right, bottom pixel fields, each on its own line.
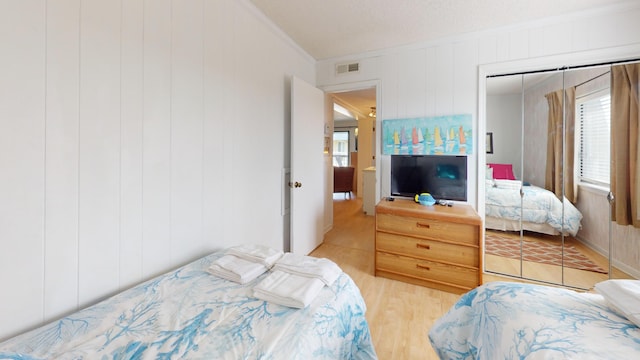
left=170, top=0, right=205, bottom=267
left=142, top=0, right=172, bottom=283
left=78, top=0, right=122, bottom=309
left=44, top=0, right=81, bottom=321
left=317, top=1, right=640, bottom=209
left=0, top=0, right=46, bottom=340
left=202, top=0, right=231, bottom=254
left=0, top=0, right=315, bottom=340
left=120, top=0, right=144, bottom=290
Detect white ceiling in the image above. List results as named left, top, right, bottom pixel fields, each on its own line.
left=249, top=0, right=629, bottom=121
left=250, top=0, right=628, bottom=61
left=332, top=87, right=377, bottom=121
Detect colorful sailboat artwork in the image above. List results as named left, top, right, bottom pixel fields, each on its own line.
left=446, top=127, right=456, bottom=153
left=424, top=128, right=431, bottom=154
left=433, top=126, right=444, bottom=154
left=458, top=125, right=466, bottom=154
left=400, top=126, right=408, bottom=152
left=391, top=129, right=400, bottom=154
left=381, top=114, right=473, bottom=155
left=411, top=127, right=424, bottom=153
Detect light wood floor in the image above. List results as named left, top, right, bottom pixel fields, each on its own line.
left=310, top=197, right=506, bottom=359
left=311, top=197, right=633, bottom=358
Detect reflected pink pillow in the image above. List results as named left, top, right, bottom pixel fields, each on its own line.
left=488, top=163, right=516, bottom=180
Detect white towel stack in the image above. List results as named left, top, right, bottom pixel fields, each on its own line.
left=253, top=253, right=343, bottom=308
left=253, top=270, right=325, bottom=308
left=272, top=252, right=342, bottom=286
left=207, top=245, right=283, bottom=284
left=227, top=244, right=284, bottom=268
left=207, top=255, right=267, bottom=284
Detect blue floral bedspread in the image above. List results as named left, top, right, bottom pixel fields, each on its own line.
left=486, top=185, right=583, bottom=236
left=429, top=281, right=640, bottom=359
left=0, top=252, right=377, bottom=360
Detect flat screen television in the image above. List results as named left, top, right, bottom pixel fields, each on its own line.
left=390, top=154, right=467, bottom=201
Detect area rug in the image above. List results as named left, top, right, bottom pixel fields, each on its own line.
left=485, top=231, right=608, bottom=274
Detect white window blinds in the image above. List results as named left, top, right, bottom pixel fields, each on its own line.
left=577, top=90, right=610, bottom=187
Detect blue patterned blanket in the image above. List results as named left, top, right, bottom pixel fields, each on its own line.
left=0, top=251, right=377, bottom=359
left=429, top=281, right=640, bottom=359
left=486, top=185, right=583, bottom=236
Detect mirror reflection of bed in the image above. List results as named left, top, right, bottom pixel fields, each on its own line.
left=484, top=65, right=639, bottom=289
left=483, top=162, right=605, bottom=287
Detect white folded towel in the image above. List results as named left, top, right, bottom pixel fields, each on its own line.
left=227, top=244, right=284, bottom=268
left=207, top=254, right=268, bottom=284
left=272, top=253, right=342, bottom=286
left=494, top=179, right=522, bottom=190
left=253, top=270, right=325, bottom=309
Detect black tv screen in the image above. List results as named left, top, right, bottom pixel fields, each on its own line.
left=390, top=155, right=467, bottom=201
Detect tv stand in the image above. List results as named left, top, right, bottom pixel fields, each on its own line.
left=374, top=198, right=482, bottom=294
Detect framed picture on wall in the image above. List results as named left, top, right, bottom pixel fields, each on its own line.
left=381, top=114, right=473, bottom=155
left=486, top=132, right=494, bottom=154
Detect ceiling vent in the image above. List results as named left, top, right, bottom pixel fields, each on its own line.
left=335, top=62, right=359, bottom=75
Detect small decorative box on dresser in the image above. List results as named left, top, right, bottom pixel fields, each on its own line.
left=375, top=198, right=483, bottom=294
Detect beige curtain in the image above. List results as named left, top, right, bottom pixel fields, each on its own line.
left=545, top=87, right=577, bottom=202
left=611, top=63, right=640, bottom=227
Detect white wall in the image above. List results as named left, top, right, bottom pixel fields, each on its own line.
left=486, top=94, right=522, bottom=178
left=317, top=1, right=640, bottom=211
left=0, top=0, right=315, bottom=341
left=318, top=39, right=481, bottom=206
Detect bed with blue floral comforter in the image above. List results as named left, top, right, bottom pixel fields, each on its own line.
left=0, top=252, right=377, bottom=359
left=485, top=184, right=583, bottom=236
left=429, top=281, right=640, bottom=359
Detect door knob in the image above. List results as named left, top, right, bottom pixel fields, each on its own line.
left=288, top=181, right=302, bottom=188
left=607, top=191, right=615, bottom=204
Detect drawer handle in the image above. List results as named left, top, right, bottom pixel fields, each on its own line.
left=416, top=264, right=431, bottom=271
left=416, top=243, right=431, bottom=250
left=416, top=222, right=430, bottom=229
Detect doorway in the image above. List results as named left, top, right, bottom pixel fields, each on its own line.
left=331, top=87, right=377, bottom=210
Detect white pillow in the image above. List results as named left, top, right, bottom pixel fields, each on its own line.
left=486, top=166, right=494, bottom=180
left=594, top=279, right=640, bottom=327
left=494, top=179, right=522, bottom=190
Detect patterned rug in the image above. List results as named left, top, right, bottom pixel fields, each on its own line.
left=485, top=231, right=608, bottom=274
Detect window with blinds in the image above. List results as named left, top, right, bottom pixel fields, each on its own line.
left=577, top=89, right=610, bottom=188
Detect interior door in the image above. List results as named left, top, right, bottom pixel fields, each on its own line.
left=290, top=76, right=325, bottom=255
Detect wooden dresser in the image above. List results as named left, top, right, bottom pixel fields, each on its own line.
left=375, top=199, right=482, bottom=294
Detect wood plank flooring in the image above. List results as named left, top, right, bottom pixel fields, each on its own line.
left=310, top=196, right=628, bottom=358
left=310, top=197, right=472, bottom=359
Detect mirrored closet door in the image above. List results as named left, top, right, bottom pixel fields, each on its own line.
left=483, top=61, right=640, bottom=290
left=520, top=69, right=566, bottom=286
left=484, top=73, right=525, bottom=279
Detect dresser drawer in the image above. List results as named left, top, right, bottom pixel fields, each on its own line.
left=376, top=213, right=478, bottom=245
left=376, top=232, right=478, bottom=267
left=376, top=251, right=479, bottom=288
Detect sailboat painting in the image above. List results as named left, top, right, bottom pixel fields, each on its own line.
left=382, top=114, right=472, bottom=155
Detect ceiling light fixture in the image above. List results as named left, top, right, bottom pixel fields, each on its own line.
left=368, top=107, right=376, bottom=118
